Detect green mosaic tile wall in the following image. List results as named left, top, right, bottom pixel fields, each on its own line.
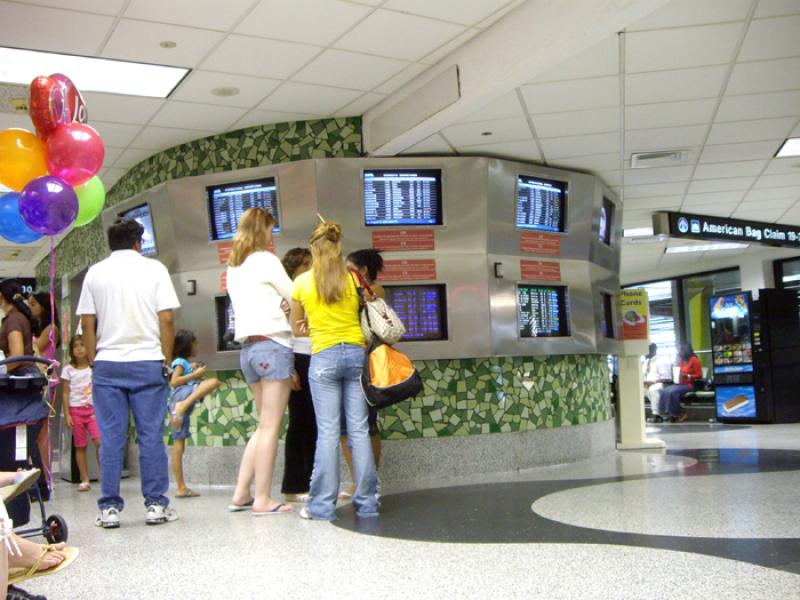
left=175, top=354, right=611, bottom=447
left=36, top=118, right=362, bottom=284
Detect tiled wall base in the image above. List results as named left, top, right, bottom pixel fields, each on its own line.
left=176, top=419, right=614, bottom=488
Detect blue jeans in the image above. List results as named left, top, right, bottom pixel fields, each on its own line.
left=660, top=383, right=692, bottom=417
left=93, top=361, right=170, bottom=511
left=307, top=344, right=379, bottom=520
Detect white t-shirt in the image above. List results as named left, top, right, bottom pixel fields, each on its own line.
left=61, top=364, right=93, bottom=407
left=76, top=250, right=180, bottom=362
left=226, top=251, right=293, bottom=348
left=293, top=336, right=312, bottom=355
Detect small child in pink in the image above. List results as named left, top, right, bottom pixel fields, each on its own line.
left=60, top=335, right=101, bottom=492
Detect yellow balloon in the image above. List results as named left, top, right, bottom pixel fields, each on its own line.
left=0, top=129, right=48, bottom=191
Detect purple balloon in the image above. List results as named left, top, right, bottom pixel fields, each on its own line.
left=19, top=175, right=78, bottom=236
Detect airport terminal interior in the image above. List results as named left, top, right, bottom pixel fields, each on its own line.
left=0, top=0, right=799, bottom=598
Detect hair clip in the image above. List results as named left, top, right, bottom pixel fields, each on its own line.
left=317, top=213, right=326, bottom=224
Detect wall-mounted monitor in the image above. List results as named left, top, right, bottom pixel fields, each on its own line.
left=599, top=196, right=614, bottom=245
left=214, top=296, right=240, bottom=352
left=119, top=203, right=157, bottom=256
left=363, top=169, right=443, bottom=226
left=516, top=175, right=567, bottom=233
left=383, top=284, right=448, bottom=341
left=601, top=292, right=615, bottom=338
left=207, top=177, right=280, bottom=241
left=517, top=284, right=570, bottom=338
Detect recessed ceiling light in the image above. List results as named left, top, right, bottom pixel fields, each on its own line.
left=775, top=138, right=800, bottom=158
left=159, top=41, right=177, bottom=49
left=623, top=227, right=654, bottom=237
left=481, top=131, right=492, bottom=136
left=665, top=242, right=748, bottom=254
left=0, top=47, right=189, bottom=98
left=211, top=86, right=240, bottom=97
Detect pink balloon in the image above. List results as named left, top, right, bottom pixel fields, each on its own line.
left=45, top=123, right=104, bottom=187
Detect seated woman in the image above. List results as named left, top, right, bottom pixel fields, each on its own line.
left=659, top=343, right=703, bottom=423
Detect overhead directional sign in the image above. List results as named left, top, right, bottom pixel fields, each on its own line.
left=653, top=211, right=800, bottom=248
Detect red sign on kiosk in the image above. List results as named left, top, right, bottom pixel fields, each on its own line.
left=220, top=273, right=227, bottom=293
left=520, top=232, right=561, bottom=256
left=520, top=260, right=561, bottom=282
left=381, top=259, right=437, bottom=281
left=371, top=229, right=435, bottom=252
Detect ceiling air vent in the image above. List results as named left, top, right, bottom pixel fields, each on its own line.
left=630, top=150, right=688, bottom=169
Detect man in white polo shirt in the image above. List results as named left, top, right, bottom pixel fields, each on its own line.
left=77, top=218, right=180, bottom=528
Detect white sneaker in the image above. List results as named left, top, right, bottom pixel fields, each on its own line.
left=298, top=507, right=313, bottom=520
left=145, top=505, right=178, bottom=525
left=94, top=507, right=120, bottom=529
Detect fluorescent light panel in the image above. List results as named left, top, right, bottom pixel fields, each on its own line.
left=665, top=242, right=748, bottom=254
left=0, top=47, right=188, bottom=98
left=624, top=227, right=654, bottom=237
left=776, top=138, right=800, bottom=158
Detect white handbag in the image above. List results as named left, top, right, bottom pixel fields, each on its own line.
left=351, top=271, right=406, bottom=345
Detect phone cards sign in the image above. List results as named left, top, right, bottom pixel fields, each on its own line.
left=618, top=289, right=648, bottom=341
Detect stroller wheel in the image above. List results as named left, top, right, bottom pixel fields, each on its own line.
left=45, top=514, right=68, bottom=544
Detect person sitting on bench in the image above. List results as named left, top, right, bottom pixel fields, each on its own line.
left=659, top=343, right=702, bottom=423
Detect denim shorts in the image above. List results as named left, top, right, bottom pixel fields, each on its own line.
left=240, top=339, right=294, bottom=384
left=169, top=383, right=197, bottom=441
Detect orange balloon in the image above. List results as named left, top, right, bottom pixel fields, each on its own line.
left=0, top=129, right=48, bottom=191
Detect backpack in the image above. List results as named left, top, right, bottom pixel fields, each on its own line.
left=361, top=340, right=423, bottom=409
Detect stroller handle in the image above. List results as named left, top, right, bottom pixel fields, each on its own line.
left=0, top=356, right=55, bottom=368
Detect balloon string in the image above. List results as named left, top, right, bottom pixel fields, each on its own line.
left=43, top=235, right=60, bottom=494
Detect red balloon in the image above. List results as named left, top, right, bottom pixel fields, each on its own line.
left=28, top=73, right=88, bottom=140
left=46, top=123, right=104, bottom=187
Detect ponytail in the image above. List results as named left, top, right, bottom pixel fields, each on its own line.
left=0, top=280, right=34, bottom=325
left=309, top=222, right=348, bottom=304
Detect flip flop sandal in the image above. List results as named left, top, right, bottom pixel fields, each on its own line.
left=0, top=470, right=41, bottom=504
left=227, top=500, right=254, bottom=512
left=176, top=489, right=200, bottom=498
left=252, top=503, right=294, bottom=516
left=78, top=482, right=90, bottom=492
left=8, top=546, right=79, bottom=585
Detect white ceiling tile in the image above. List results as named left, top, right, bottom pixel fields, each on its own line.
left=763, top=158, right=800, bottom=174
left=230, top=110, right=320, bottom=131
left=539, top=132, right=619, bottom=159
left=334, top=92, right=387, bottom=117
left=626, top=99, right=716, bottom=130
left=726, top=57, right=800, bottom=96
left=124, top=0, right=254, bottom=30
left=707, top=117, right=797, bottom=144
left=695, top=160, right=769, bottom=179
left=149, top=101, right=247, bottom=130
left=626, top=65, right=726, bottom=105
left=373, top=63, right=429, bottom=94
left=624, top=182, right=688, bottom=198
left=753, top=173, right=800, bottom=188
left=533, top=36, right=619, bottom=83
left=112, top=148, right=155, bottom=169
left=458, top=139, right=541, bottom=162
left=442, top=117, right=530, bottom=147
left=103, top=167, right=128, bottom=187
left=130, top=126, right=214, bottom=151
left=82, top=92, right=164, bottom=125
left=236, top=0, right=372, bottom=46
left=793, top=122, right=800, bottom=136
left=682, top=203, right=738, bottom=217
left=259, top=82, right=362, bottom=115
left=521, top=76, right=619, bottom=114
left=101, top=146, right=125, bottom=167
left=170, top=71, right=280, bottom=108
left=384, top=0, right=509, bottom=27
left=716, top=91, right=800, bottom=121
left=334, top=9, right=465, bottom=61
left=625, top=125, right=706, bottom=152
left=738, top=15, right=800, bottom=61
left=419, top=28, right=481, bottom=65
left=739, top=195, right=798, bottom=210
left=400, top=134, right=454, bottom=154
left=744, top=187, right=800, bottom=201
left=12, top=0, right=126, bottom=15
left=0, top=2, right=114, bottom=55
left=624, top=195, right=683, bottom=210
left=533, top=108, right=618, bottom=138
left=684, top=190, right=747, bottom=205
left=90, top=121, right=143, bottom=147
left=202, top=36, right=321, bottom=79
left=628, top=0, right=751, bottom=31
left=782, top=208, right=800, bottom=225
left=475, top=0, right=524, bottom=29
left=687, top=177, right=755, bottom=193
left=624, top=165, right=693, bottom=186
left=755, top=0, right=800, bottom=18
left=733, top=208, right=788, bottom=221
left=596, top=170, right=622, bottom=186
left=626, top=23, right=743, bottom=73
left=101, top=19, right=224, bottom=68
left=457, top=93, right=524, bottom=124
left=700, top=140, right=783, bottom=163
left=551, top=153, right=620, bottom=173
left=293, top=49, right=408, bottom=91
left=682, top=195, right=741, bottom=210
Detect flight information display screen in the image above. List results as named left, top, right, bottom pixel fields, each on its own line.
left=119, top=203, right=157, bottom=256
left=599, top=196, right=614, bottom=245
left=517, top=284, right=569, bottom=338
left=207, top=178, right=280, bottom=241
left=363, top=169, right=442, bottom=226
left=383, top=284, right=448, bottom=341
left=516, top=175, right=567, bottom=232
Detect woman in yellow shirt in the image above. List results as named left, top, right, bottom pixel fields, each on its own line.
left=290, top=221, right=379, bottom=520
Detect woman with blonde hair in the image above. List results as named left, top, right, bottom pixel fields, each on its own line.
left=291, top=220, right=379, bottom=520
left=226, top=208, right=295, bottom=515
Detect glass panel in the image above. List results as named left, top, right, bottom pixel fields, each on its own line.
left=625, top=279, right=680, bottom=362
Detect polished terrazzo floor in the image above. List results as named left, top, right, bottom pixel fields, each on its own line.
left=20, top=423, right=800, bottom=599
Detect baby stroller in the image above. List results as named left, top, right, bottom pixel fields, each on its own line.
left=0, top=356, right=68, bottom=544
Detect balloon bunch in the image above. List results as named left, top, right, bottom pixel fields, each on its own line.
left=0, top=74, right=105, bottom=243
